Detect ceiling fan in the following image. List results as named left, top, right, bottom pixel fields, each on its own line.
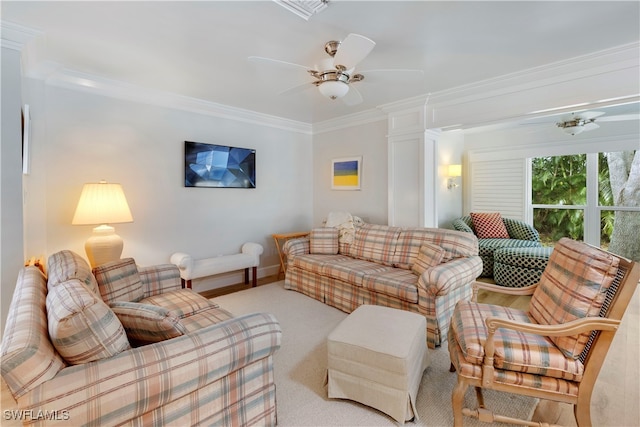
left=529, top=110, right=640, bottom=135
left=249, top=33, right=423, bottom=106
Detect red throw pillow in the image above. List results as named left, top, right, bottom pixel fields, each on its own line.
left=470, top=212, right=510, bottom=239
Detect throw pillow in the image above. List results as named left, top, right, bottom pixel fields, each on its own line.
left=47, top=279, right=131, bottom=365
left=470, top=212, right=510, bottom=239
left=529, top=238, right=620, bottom=359
left=110, top=301, right=187, bottom=345
left=411, top=243, right=445, bottom=275
left=46, top=250, right=99, bottom=294
left=310, top=227, right=339, bottom=255
left=93, top=258, right=144, bottom=305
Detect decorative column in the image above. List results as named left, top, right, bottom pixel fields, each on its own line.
left=383, top=102, right=440, bottom=227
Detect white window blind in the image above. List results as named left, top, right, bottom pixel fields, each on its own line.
left=469, top=159, right=527, bottom=221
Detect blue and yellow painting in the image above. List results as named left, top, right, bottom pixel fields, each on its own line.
left=333, top=159, right=359, bottom=188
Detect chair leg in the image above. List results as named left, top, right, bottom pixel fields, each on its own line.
left=452, top=376, right=468, bottom=427
left=474, top=386, right=486, bottom=409
left=574, top=391, right=593, bottom=427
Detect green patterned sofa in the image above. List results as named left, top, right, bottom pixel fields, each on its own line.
left=452, top=216, right=542, bottom=278
left=1, top=250, right=281, bottom=426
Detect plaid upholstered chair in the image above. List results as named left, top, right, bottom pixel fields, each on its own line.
left=448, top=238, right=639, bottom=426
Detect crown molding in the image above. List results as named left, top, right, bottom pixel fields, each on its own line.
left=44, top=68, right=313, bottom=135
left=1, top=20, right=42, bottom=51
left=312, top=108, right=386, bottom=134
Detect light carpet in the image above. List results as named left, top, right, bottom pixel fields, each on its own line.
left=212, top=282, right=538, bottom=426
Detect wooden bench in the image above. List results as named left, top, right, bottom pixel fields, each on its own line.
left=170, top=243, right=263, bottom=289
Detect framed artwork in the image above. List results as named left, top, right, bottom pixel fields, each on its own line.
left=331, top=156, right=361, bottom=190
left=184, top=141, right=256, bottom=188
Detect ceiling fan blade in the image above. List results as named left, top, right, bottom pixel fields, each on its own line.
left=341, top=85, right=363, bottom=106
left=333, top=34, right=376, bottom=70
left=278, top=81, right=315, bottom=96
left=358, top=69, right=424, bottom=84
left=248, top=56, right=312, bottom=72
left=579, top=111, right=605, bottom=120
left=583, top=122, right=600, bottom=132
left=596, top=114, right=640, bottom=122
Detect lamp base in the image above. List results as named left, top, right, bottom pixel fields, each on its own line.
left=85, top=225, right=124, bottom=268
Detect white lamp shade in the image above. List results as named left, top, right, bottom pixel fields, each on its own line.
left=72, top=181, right=133, bottom=268
left=448, top=164, right=462, bottom=177
left=318, top=80, right=349, bottom=100
left=562, top=125, right=584, bottom=135
left=72, top=182, right=133, bottom=225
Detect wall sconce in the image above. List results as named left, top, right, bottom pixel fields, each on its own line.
left=72, top=181, right=133, bottom=268
left=447, top=164, right=461, bottom=190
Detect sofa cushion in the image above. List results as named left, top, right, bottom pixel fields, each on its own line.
left=139, top=289, right=232, bottom=332
left=110, top=301, right=187, bottom=345
left=395, top=228, right=479, bottom=266
left=529, top=238, right=620, bottom=359
left=46, top=279, right=131, bottom=365
left=351, top=224, right=402, bottom=266
left=290, top=254, right=352, bottom=274
left=361, top=269, right=419, bottom=303
left=411, top=243, right=445, bottom=275
left=310, top=227, right=339, bottom=255
left=470, top=212, right=510, bottom=239
left=47, top=250, right=99, bottom=294
left=93, top=258, right=144, bottom=304
left=322, top=258, right=391, bottom=287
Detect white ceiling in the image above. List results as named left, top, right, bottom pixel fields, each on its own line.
left=3, top=1, right=640, bottom=124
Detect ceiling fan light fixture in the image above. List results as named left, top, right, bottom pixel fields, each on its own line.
left=318, top=80, right=349, bottom=100
left=561, top=125, right=585, bottom=135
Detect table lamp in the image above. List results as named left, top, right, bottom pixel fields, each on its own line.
left=72, top=181, right=133, bottom=268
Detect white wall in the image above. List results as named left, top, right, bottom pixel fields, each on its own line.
left=22, top=82, right=313, bottom=292
left=1, top=45, right=25, bottom=333
left=312, top=119, right=389, bottom=225
left=437, top=130, right=464, bottom=228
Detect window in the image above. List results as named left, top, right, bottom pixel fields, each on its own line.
left=531, top=150, right=639, bottom=261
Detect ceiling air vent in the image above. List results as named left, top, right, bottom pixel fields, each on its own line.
left=273, top=0, right=329, bottom=20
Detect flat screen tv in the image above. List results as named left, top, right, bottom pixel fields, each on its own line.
left=184, top=141, right=256, bottom=188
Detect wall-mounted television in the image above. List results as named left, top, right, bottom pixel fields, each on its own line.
left=184, top=141, right=256, bottom=188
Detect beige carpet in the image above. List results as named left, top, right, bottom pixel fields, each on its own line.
left=212, top=282, right=539, bottom=426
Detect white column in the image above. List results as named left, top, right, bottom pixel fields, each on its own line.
left=385, top=104, right=440, bottom=227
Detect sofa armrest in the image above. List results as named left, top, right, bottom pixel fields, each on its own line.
left=283, top=238, right=310, bottom=257
left=139, top=263, right=182, bottom=297
left=418, top=256, right=483, bottom=296
left=503, top=218, right=540, bottom=242
left=20, top=312, right=282, bottom=426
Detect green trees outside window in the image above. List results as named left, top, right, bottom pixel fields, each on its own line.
left=532, top=150, right=639, bottom=261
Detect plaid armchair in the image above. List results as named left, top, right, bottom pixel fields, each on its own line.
left=1, top=251, right=281, bottom=426
left=448, top=238, right=639, bottom=426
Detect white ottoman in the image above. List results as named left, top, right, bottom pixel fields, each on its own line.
left=327, top=305, right=429, bottom=423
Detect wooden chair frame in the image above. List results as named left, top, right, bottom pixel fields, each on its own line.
left=450, top=251, right=639, bottom=427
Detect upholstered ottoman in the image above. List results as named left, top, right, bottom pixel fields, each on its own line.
left=327, top=305, right=429, bottom=423
left=494, top=246, right=554, bottom=288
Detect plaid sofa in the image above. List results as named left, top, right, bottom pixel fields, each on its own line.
left=1, top=251, right=282, bottom=426
left=283, top=224, right=483, bottom=348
